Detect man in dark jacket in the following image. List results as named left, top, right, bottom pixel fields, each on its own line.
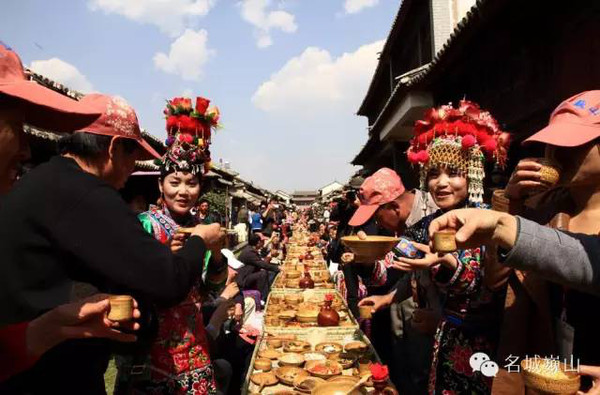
left=237, top=234, right=280, bottom=302
left=0, top=93, right=223, bottom=394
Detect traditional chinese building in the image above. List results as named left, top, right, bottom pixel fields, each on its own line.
left=353, top=0, right=600, bottom=189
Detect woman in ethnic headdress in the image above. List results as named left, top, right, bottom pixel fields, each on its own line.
left=117, top=96, right=230, bottom=394
left=396, top=100, right=510, bottom=394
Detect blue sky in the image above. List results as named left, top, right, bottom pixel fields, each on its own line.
left=1, top=0, right=399, bottom=192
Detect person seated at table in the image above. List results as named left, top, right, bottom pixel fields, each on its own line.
left=237, top=234, right=280, bottom=303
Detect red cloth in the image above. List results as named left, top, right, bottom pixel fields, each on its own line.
left=0, top=322, right=38, bottom=382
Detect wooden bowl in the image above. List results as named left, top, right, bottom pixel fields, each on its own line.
left=267, top=338, right=283, bottom=349
left=285, top=294, right=302, bottom=305
left=254, top=358, right=272, bottom=372
left=284, top=340, right=311, bottom=353
left=305, top=360, right=343, bottom=379
left=521, top=359, right=580, bottom=394
left=286, top=279, right=300, bottom=288
left=259, top=348, right=282, bottom=360
left=278, top=352, right=305, bottom=367
left=250, top=371, right=278, bottom=387
left=341, top=235, right=399, bottom=262
left=274, top=366, right=309, bottom=386
left=302, top=352, right=327, bottom=363
left=335, top=352, right=358, bottom=369
left=293, top=376, right=326, bottom=394
left=315, top=342, right=343, bottom=355
left=344, top=341, right=368, bottom=355
left=296, top=309, right=319, bottom=323
left=286, top=270, right=301, bottom=279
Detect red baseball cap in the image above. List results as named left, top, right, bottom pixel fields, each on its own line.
left=0, top=41, right=101, bottom=132
left=76, top=94, right=160, bottom=160
left=524, top=90, right=600, bottom=147
left=348, top=167, right=405, bottom=227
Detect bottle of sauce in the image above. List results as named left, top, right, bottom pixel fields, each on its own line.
left=317, top=294, right=340, bottom=326
left=299, top=267, right=315, bottom=289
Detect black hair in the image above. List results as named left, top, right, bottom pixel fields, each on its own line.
left=248, top=233, right=262, bottom=247
left=199, top=198, right=209, bottom=205
left=59, top=132, right=138, bottom=159
left=159, top=166, right=202, bottom=183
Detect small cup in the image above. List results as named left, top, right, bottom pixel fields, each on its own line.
left=108, top=295, right=134, bottom=322
left=358, top=357, right=372, bottom=376
left=359, top=302, right=374, bottom=320
left=254, top=358, right=272, bottom=372
left=534, top=158, right=561, bottom=187
left=433, top=230, right=457, bottom=253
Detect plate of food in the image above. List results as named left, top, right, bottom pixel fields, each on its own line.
left=302, top=352, right=327, bottom=363
left=315, top=342, right=343, bottom=355
left=305, top=360, right=343, bottom=379
left=250, top=371, right=278, bottom=392
left=293, top=376, right=326, bottom=393
left=259, top=348, right=282, bottom=360
left=344, top=341, right=368, bottom=354
left=278, top=352, right=305, bottom=367
left=274, top=366, right=309, bottom=386
left=284, top=340, right=311, bottom=353
left=335, top=352, right=358, bottom=369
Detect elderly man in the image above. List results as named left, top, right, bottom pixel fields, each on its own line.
left=0, top=89, right=223, bottom=393
left=0, top=42, right=143, bottom=383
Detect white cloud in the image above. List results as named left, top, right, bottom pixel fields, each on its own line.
left=88, top=0, right=216, bottom=37
left=240, top=0, right=297, bottom=48
left=344, top=0, right=379, bottom=14
left=252, top=40, right=384, bottom=114
left=29, top=58, right=94, bottom=93
left=153, top=29, right=215, bottom=81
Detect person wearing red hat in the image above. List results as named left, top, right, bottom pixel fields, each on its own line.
left=484, top=90, right=600, bottom=394
left=0, top=90, right=223, bottom=394
left=340, top=167, right=438, bottom=394
left=0, top=42, right=145, bottom=384
left=0, top=41, right=101, bottom=193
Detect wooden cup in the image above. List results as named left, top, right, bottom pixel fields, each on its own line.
left=108, top=295, right=134, bottom=322
left=433, top=231, right=457, bottom=253
left=359, top=302, right=374, bottom=320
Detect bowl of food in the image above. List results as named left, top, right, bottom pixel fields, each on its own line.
left=254, top=358, right=272, bottom=372
left=302, top=352, right=327, bottom=363
left=274, top=366, right=309, bottom=386
left=284, top=340, right=311, bottom=353
left=250, top=371, right=278, bottom=390
left=285, top=294, right=302, bottom=305
left=315, top=342, right=343, bottom=356
left=270, top=294, right=283, bottom=304
left=293, top=376, right=326, bottom=393
left=305, top=360, right=343, bottom=379
left=521, top=358, right=580, bottom=394
left=278, top=352, right=305, bottom=367
left=286, top=270, right=301, bottom=280
left=344, top=341, right=368, bottom=355
left=296, top=308, right=319, bottom=323
left=341, top=235, right=399, bottom=262
left=286, top=279, right=300, bottom=288
left=259, top=348, right=282, bottom=360
left=278, top=310, right=297, bottom=322
left=335, top=352, right=358, bottom=369
left=267, top=338, right=283, bottom=349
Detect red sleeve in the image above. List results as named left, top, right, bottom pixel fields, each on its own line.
left=0, top=322, right=39, bottom=382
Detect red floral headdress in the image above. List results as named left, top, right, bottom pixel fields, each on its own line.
left=160, top=96, right=221, bottom=175
left=407, top=100, right=510, bottom=204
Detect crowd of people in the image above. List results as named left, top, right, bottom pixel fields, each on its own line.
left=2, top=39, right=600, bottom=395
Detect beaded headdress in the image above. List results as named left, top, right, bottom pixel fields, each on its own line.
left=159, top=96, right=221, bottom=175
left=407, top=100, right=509, bottom=205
